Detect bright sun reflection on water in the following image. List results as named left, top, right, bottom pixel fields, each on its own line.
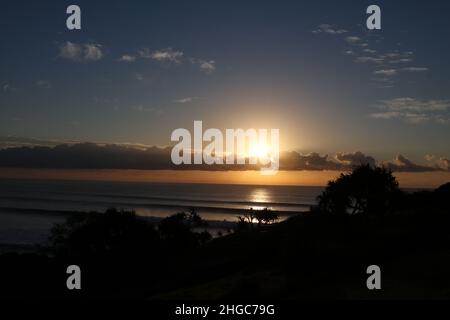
left=249, top=188, right=272, bottom=210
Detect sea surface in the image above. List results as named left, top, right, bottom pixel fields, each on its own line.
left=0, top=179, right=322, bottom=245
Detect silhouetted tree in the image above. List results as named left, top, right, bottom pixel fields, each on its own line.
left=49, top=208, right=159, bottom=259
left=235, top=216, right=251, bottom=232
left=315, top=164, right=400, bottom=217
left=254, top=208, right=280, bottom=225
left=158, top=209, right=211, bottom=248
left=236, top=208, right=279, bottom=232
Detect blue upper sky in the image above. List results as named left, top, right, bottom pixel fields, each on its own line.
left=1, top=0, right=450, bottom=163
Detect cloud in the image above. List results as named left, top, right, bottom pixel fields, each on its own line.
left=425, top=155, right=450, bottom=170
left=59, top=42, right=103, bottom=62
left=376, top=98, right=450, bottom=112
left=134, top=73, right=144, bottom=81
left=383, top=154, right=439, bottom=172
left=174, top=97, right=193, bottom=104
left=369, top=98, right=450, bottom=124
left=137, top=48, right=152, bottom=58
left=130, top=105, right=163, bottom=115
left=369, top=111, right=402, bottom=120
left=2, top=84, right=16, bottom=92
left=145, top=48, right=184, bottom=63
left=0, top=143, right=446, bottom=172
left=374, top=69, right=397, bottom=76
left=346, top=36, right=361, bottom=43
left=190, top=59, right=216, bottom=74
left=0, top=136, right=75, bottom=149
left=401, top=67, right=429, bottom=72
left=355, top=56, right=384, bottom=64
left=312, top=24, right=348, bottom=35
left=437, top=158, right=450, bottom=170
left=119, top=55, right=136, bottom=62
left=173, top=97, right=202, bottom=104
left=335, top=152, right=376, bottom=167
left=372, top=112, right=433, bottom=124
left=199, top=60, right=216, bottom=74
left=59, top=41, right=82, bottom=60
left=372, top=77, right=395, bottom=84
left=84, top=43, right=104, bottom=61
left=381, top=52, right=415, bottom=64
left=36, top=80, right=52, bottom=89
left=280, top=152, right=342, bottom=171
left=133, top=47, right=216, bottom=73
left=389, top=58, right=413, bottom=64
left=313, top=26, right=429, bottom=88
left=0, top=143, right=174, bottom=169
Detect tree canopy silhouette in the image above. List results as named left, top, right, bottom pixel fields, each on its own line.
left=49, top=208, right=159, bottom=259
left=158, top=208, right=211, bottom=249
left=315, top=164, right=400, bottom=216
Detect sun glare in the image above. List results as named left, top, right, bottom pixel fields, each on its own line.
left=248, top=143, right=270, bottom=159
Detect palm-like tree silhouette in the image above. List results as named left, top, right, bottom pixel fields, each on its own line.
left=316, top=164, right=400, bottom=216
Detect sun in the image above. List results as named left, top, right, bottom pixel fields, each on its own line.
left=248, top=142, right=270, bottom=159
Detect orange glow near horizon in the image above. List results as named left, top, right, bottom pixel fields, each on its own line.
left=0, top=168, right=449, bottom=189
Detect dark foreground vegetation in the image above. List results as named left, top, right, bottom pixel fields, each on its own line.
left=1, top=165, right=450, bottom=299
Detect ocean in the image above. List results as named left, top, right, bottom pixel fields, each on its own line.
left=0, top=178, right=321, bottom=245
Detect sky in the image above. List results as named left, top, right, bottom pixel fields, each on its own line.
left=1, top=0, right=450, bottom=168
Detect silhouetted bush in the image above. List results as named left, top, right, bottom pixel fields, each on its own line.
left=49, top=208, right=160, bottom=260
left=254, top=208, right=280, bottom=225
left=158, top=208, right=211, bottom=249
left=235, top=208, right=279, bottom=233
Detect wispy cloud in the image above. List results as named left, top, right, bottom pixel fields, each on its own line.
left=369, top=98, right=450, bottom=124
left=141, top=48, right=184, bottom=63
left=383, top=154, right=440, bottom=172
left=355, top=56, right=384, bottom=64
left=401, top=67, right=429, bottom=72
left=313, top=24, right=429, bottom=89
left=119, top=55, right=136, bottom=62
left=59, top=42, right=104, bottom=62
left=173, top=97, right=202, bottom=104
left=2, top=84, right=16, bottom=92
left=374, top=69, right=397, bottom=76
left=130, top=105, right=163, bottom=116
left=346, top=36, right=361, bottom=43
left=84, top=44, right=104, bottom=61
left=120, top=47, right=216, bottom=74
left=133, top=73, right=144, bottom=81
left=191, top=59, right=216, bottom=74
left=312, top=24, right=348, bottom=35
left=362, top=48, right=377, bottom=54
left=36, top=80, right=52, bottom=89
left=335, top=151, right=376, bottom=167
left=59, top=41, right=81, bottom=60
left=132, top=48, right=185, bottom=63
